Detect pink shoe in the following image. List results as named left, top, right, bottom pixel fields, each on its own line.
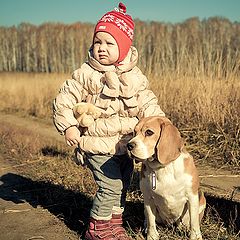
left=85, top=218, right=115, bottom=240
left=110, top=214, right=132, bottom=240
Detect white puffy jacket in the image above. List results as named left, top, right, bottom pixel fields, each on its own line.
left=53, top=46, right=165, bottom=155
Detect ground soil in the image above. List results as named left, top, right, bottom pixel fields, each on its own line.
left=0, top=114, right=80, bottom=240
left=0, top=154, right=79, bottom=240
left=0, top=113, right=239, bottom=240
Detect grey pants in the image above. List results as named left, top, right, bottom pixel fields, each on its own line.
left=85, top=153, right=134, bottom=220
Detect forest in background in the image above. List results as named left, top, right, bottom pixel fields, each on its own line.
left=0, top=17, right=239, bottom=78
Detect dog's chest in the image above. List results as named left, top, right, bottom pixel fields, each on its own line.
left=140, top=159, right=192, bottom=219
left=141, top=168, right=187, bottom=199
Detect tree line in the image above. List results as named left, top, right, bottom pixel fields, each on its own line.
left=0, top=17, right=239, bottom=77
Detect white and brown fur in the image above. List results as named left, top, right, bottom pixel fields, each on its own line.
left=127, top=116, right=206, bottom=240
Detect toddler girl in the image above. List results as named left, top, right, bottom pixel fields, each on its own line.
left=53, top=2, right=165, bottom=239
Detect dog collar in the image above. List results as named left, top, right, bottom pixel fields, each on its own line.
left=147, top=156, right=165, bottom=170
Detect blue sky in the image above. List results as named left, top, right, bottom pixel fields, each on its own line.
left=0, top=0, right=239, bottom=26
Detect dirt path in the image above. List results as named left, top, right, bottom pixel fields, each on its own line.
left=0, top=113, right=239, bottom=240
left=0, top=113, right=79, bottom=240
left=0, top=155, right=78, bottom=240
left=199, top=166, right=240, bottom=202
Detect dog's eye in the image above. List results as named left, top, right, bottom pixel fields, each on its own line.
left=145, top=129, right=154, bottom=136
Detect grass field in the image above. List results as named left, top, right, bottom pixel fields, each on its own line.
left=0, top=120, right=239, bottom=239
left=0, top=71, right=239, bottom=238
left=0, top=72, right=239, bottom=169
left=0, top=17, right=239, bottom=239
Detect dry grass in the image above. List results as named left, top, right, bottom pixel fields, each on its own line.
left=0, top=72, right=239, bottom=169
left=0, top=121, right=239, bottom=239
left=0, top=17, right=239, bottom=239
left=150, top=75, right=240, bottom=127
left=0, top=72, right=68, bottom=118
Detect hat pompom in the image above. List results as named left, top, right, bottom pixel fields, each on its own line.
left=119, top=2, right=126, bottom=13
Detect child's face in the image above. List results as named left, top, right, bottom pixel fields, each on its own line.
left=93, top=32, right=119, bottom=65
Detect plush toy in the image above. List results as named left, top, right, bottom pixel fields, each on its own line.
left=73, top=102, right=102, bottom=127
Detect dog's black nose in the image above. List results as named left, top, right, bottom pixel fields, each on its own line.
left=127, top=142, right=136, bottom=151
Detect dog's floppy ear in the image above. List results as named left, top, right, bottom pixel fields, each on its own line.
left=156, top=122, right=184, bottom=165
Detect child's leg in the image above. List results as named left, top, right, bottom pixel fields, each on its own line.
left=86, top=154, right=125, bottom=220
left=85, top=154, right=133, bottom=240
left=119, top=154, right=134, bottom=209
left=111, top=154, right=134, bottom=240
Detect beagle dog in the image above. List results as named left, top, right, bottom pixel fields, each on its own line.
left=127, top=116, right=206, bottom=240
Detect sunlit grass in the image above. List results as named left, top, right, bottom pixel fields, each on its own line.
left=0, top=72, right=68, bottom=118
left=0, top=121, right=239, bottom=240
left=0, top=72, right=239, bottom=168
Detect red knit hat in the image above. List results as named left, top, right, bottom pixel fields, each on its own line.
left=94, top=2, right=134, bottom=63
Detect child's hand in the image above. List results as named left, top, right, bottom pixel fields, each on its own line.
left=64, top=126, right=81, bottom=146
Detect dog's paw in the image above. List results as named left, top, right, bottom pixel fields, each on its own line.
left=146, top=235, right=159, bottom=240
left=190, top=232, right=202, bottom=240
left=146, top=231, right=159, bottom=240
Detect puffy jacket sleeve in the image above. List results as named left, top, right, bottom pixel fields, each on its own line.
left=136, top=73, right=165, bottom=119
left=85, top=115, right=138, bottom=137
left=53, top=71, right=87, bottom=134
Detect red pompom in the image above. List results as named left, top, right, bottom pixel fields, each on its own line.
left=119, top=2, right=126, bottom=13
